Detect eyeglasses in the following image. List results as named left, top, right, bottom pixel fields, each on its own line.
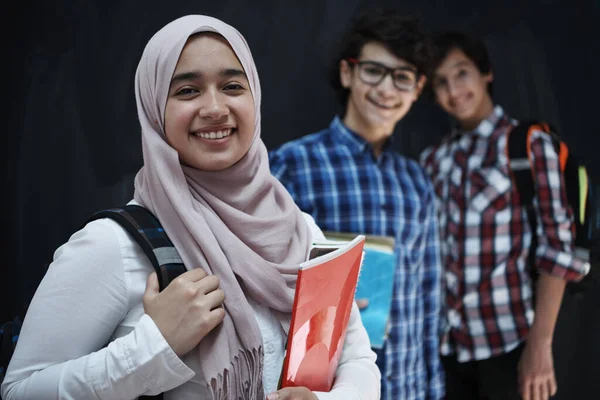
left=347, top=58, right=418, bottom=92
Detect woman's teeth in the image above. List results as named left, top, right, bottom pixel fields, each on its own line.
left=194, top=129, right=233, bottom=139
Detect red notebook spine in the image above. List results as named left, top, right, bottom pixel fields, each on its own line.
left=280, top=236, right=364, bottom=392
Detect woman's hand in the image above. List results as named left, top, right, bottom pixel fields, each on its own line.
left=266, top=387, right=318, bottom=400
left=143, top=269, right=226, bottom=356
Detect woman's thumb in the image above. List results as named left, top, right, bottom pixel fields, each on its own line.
left=144, top=272, right=160, bottom=298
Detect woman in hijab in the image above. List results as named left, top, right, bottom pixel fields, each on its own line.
left=1, top=15, right=380, bottom=400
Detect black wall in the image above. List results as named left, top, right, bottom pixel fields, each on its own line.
left=3, top=1, right=599, bottom=398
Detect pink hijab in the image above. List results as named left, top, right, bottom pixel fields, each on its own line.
left=133, top=15, right=312, bottom=399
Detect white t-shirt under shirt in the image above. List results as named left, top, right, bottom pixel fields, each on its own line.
left=1, top=209, right=380, bottom=400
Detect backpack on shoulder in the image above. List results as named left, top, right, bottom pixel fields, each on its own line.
left=506, top=121, right=600, bottom=296
left=0, top=318, right=22, bottom=386
left=0, top=204, right=186, bottom=400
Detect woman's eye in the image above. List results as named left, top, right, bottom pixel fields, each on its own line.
left=458, top=69, right=468, bottom=78
left=224, top=83, right=245, bottom=91
left=175, top=87, right=198, bottom=96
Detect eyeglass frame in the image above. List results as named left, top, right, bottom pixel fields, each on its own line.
left=347, top=58, right=420, bottom=92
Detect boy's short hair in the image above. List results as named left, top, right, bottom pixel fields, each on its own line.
left=430, top=31, right=494, bottom=95
left=329, top=8, right=432, bottom=108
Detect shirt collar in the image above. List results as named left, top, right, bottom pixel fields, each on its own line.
left=452, top=105, right=505, bottom=138
left=330, top=116, right=395, bottom=155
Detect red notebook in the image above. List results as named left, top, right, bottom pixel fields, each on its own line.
left=280, top=235, right=365, bottom=392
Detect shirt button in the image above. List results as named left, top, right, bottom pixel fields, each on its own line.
left=448, top=310, right=461, bottom=327
left=265, top=343, right=275, bottom=354
left=446, top=273, right=457, bottom=290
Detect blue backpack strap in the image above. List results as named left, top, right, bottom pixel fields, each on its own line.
left=85, top=204, right=187, bottom=292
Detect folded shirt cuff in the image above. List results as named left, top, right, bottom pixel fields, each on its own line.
left=123, top=314, right=195, bottom=395
left=536, top=247, right=590, bottom=282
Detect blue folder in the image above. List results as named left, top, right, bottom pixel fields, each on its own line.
left=322, top=232, right=395, bottom=349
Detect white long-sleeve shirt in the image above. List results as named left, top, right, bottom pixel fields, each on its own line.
left=1, top=211, right=380, bottom=400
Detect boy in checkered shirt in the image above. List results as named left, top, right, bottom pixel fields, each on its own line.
left=270, top=9, right=444, bottom=400
left=420, top=31, right=589, bottom=400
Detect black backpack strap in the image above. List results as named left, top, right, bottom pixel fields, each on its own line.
left=507, top=120, right=567, bottom=271
left=85, top=205, right=182, bottom=400
left=507, top=120, right=562, bottom=205
left=507, top=122, right=536, bottom=207
left=85, top=204, right=187, bottom=292
left=0, top=317, right=22, bottom=377
left=507, top=122, right=539, bottom=276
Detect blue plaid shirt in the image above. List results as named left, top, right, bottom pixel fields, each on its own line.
left=269, top=116, right=444, bottom=400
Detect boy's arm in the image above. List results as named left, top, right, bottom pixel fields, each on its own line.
left=422, top=187, right=445, bottom=400
left=518, top=274, right=565, bottom=400
left=269, top=147, right=297, bottom=200
left=518, top=130, right=589, bottom=400
left=528, top=130, right=588, bottom=281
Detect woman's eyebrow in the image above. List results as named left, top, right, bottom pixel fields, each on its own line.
left=170, top=71, right=201, bottom=87
left=170, top=68, right=246, bottom=87
left=220, top=68, right=246, bottom=78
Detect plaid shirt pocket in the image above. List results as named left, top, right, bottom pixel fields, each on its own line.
left=469, top=167, right=511, bottom=214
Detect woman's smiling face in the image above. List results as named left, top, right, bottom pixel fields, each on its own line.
left=164, top=33, right=256, bottom=172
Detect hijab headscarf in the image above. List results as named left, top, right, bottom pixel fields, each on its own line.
left=133, top=15, right=312, bottom=399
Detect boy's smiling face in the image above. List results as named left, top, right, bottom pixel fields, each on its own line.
left=432, top=48, right=494, bottom=129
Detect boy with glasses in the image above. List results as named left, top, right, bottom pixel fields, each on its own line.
left=269, top=9, right=444, bottom=400
left=346, top=57, right=421, bottom=93
left=420, top=31, right=590, bottom=400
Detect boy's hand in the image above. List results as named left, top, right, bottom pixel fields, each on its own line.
left=266, top=387, right=318, bottom=400
left=355, top=298, right=369, bottom=310
left=518, top=336, right=557, bottom=400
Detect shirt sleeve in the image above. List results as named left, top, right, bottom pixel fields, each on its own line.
left=313, top=304, right=381, bottom=400
left=529, top=129, right=590, bottom=281
left=302, top=212, right=326, bottom=241
left=269, top=146, right=298, bottom=200
left=421, top=186, right=445, bottom=400
left=1, top=220, right=194, bottom=400
left=419, top=146, right=432, bottom=167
